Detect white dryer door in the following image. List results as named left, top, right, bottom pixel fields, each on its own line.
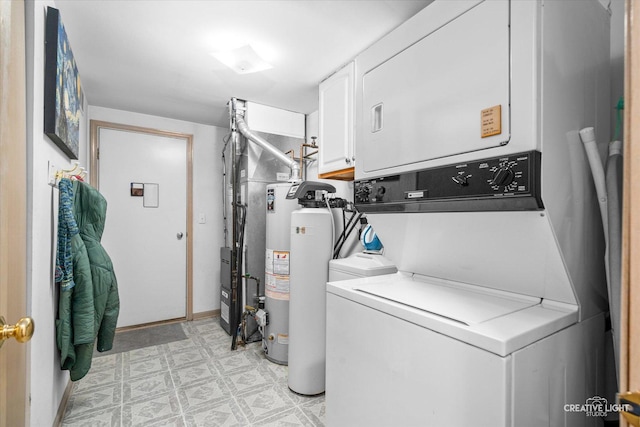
left=362, top=0, right=510, bottom=173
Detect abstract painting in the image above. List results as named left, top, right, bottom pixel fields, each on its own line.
left=44, top=6, right=82, bottom=160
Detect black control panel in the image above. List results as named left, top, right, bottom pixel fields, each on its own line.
left=354, top=151, right=543, bottom=212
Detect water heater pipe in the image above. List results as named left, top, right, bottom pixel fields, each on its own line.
left=233, top=106, right=301, bottom=182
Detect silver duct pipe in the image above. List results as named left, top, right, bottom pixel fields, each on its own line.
left=234, top=108, right=301, bottom=182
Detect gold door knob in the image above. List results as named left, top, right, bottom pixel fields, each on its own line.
left=0, top=316, right=34, bottom=349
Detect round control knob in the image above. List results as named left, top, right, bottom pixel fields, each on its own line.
left=356, top=186, right=371, bottom=203
left=491, top=167, right=514, bottom=187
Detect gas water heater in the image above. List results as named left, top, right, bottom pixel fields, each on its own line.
left=263, top=182, right=300, bottom=364
left=262, top=181, right=336, bottom=368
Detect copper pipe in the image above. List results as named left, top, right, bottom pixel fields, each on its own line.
left=299, top=143, right=319, bottom=176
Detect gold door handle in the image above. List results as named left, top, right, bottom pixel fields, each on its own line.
left=0, top=316, right=34, bottom=349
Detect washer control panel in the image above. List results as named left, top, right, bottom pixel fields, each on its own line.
left=355, top=151, right=542, bottom=212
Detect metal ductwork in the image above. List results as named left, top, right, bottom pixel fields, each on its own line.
left=232, top=100, right=301, bottom=182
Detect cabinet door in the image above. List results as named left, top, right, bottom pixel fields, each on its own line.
left=319, top=62, right=354, bottom=175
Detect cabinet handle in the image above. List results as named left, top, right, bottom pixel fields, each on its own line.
left=345, top=158, right=351, bottom=164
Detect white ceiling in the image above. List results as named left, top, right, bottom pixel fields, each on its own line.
left=55, top=0, right=431, bottom=129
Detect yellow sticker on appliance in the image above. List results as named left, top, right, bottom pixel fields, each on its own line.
left=481, top=105, right=502, bottom=138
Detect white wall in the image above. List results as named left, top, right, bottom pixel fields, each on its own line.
left=89, top=106, right=227, bottom=316
left=25, top=1, right=88, bottom=425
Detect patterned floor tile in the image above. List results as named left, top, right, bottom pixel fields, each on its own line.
left=90, top=352, right=123, bottom=373
left=198, top=335, right=236, bottom=359
left=176, top=376, right=230, bottom=412
left=124, top=371, right=175, bottom=402
left=184, top=398, right=248, bottom=427
left=163, top=337, right=201, bottom=354
left=253, top=407, right=315, bottom=427
left=212, top=350, right=263, bottom=376
left=122, top=390, right=181, bottom=427
left=170, top=360, right=217, bottom=388
left=73, top=363, right=123, bottom=392
left=222, top=365, right=275, bottom=396
left=62, top=318, right=326, bottom=427
left=258, top=358, right=288, bottom=384
left=139, top=415, right=186, bottom=427
left=125, top=354, right=169, bottom=380
left=166, top=346, right=209, bottom=369
left=61, top=405, right=121, bottom=427
left=300, top=396, right=326, bottom=426
left=64, top=382, right=122, bottom=418
left=188, top=319, right=227, bottom=338
left=125, top=345, right=165, bottom=363
left=236, top=384, right=298, bottom=423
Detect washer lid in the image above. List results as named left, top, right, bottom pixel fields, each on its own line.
left=356, top=276, right=539, bottom=326
left=328, top=273, right=579, bottom=356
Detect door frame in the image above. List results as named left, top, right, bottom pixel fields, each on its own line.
left=621, top=0, right=640, bottom=418
left=0, top=0, right=29, bottom=425
left=89, top=120, right=194, bottom=323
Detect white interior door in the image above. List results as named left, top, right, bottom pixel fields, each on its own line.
left=97, top=126, right=189, bottom=327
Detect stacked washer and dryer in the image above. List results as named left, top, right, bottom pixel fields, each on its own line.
left=325, top=1, right=613, bottom=426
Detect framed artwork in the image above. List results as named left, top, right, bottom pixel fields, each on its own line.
left=44, top=6, right=83, bottom=160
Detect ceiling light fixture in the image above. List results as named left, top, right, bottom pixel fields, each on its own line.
left=211, top=44, right=273, bottom=75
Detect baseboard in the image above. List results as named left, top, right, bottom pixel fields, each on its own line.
left=193, top=309, right=220, bottom=320
left=115, top=317, right=187, bottom=333
left=115, top=311, right=220, bottom=333
left=52, top=377, right=73, bottom=427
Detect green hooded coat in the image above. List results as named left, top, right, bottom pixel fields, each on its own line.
left=56, top=180, right=120, bottom=381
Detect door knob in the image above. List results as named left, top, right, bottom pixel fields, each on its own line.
left=177, top=232, right=184, bottom=240
left=0, top=316, right=34, bottom=349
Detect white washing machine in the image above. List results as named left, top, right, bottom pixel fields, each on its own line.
left=325, top=1, right=611, bottom=425
left=326, top=274, right=604, bottom=426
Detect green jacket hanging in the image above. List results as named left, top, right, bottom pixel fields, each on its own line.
left=56, top=179, right=120, bottom=381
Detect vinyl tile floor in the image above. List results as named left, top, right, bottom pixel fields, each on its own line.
left=61, top=318, right=325, bottom=427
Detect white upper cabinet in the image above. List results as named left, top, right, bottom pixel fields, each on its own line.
left=318, top=62, right=355, bottom=179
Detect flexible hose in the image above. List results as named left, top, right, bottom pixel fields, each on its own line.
left=579, top=127, right=609, bottom=242
left=326, top=197, right=336, bottom=260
